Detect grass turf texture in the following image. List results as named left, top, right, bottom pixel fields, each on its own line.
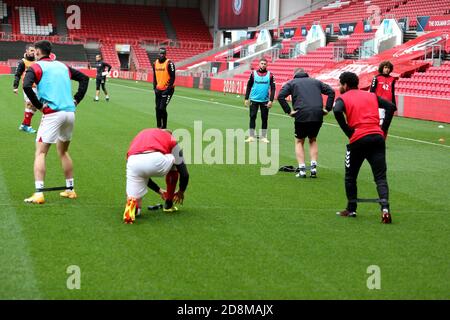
left=0, top=75, right=449, bottom=299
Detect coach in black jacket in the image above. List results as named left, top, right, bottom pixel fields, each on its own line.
left=278, top=68, right=335, bottom=178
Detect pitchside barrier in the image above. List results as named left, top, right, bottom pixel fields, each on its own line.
left=3, top=66, right=444, bottom=123
left=76, top=68, right=450, bottom=124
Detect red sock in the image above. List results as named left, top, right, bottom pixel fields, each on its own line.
left=22, top=110, right=34, bottom=126
left=165, top=171, right=179, bottom=201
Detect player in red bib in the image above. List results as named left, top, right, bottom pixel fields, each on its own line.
left=124, top=128, right=189, bottom=224
left=333, top=72, right=396, bottom=224
left=370, top=61, right=396, bottom=125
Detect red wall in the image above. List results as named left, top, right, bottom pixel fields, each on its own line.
left=402, top=96, right=450, bottom=122
left=0, top=65, right=11, bottom=74
left=75, top=71, right=450, bottom=124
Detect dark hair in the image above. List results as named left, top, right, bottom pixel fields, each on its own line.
left=294, top=67, right=305, bottom=75
left=159, top=47, right=167, bottom=54
left=378, top=60, right=393, bottom=74
left=34, top=40, right=52, bottom=56
left=339, top=72, right=359, bottom=89
left=25, top=44, right=34, bottom=51
left=259, top=58, right=268, bottom=63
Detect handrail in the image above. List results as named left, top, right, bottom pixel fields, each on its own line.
left=175, top=39, right=252, bottom=69
left=0, top=32, right=212, bottom=51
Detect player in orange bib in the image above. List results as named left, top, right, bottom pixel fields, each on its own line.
left=13, top=44, right=38, bottom=134
left=152, top=48, right=175, bottom=129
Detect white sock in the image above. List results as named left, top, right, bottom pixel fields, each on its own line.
left=106, top=95, right=109, bottom=99
left=299, top=163, right=305, bottom=169
left=261, top=129, right=267, bottom=138
left=35, top=181, right=44, bottom=195
left=66, top=178, right=74, bottom=190
left=311, top=161, right=317, bottom=168
left=95, top=96, right=99, bottom=100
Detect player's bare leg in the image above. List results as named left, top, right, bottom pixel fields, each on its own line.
left=163, top=169, right=179, bottom=212
left=19, top=101, right=37, bottom=133
left=309, top=137, right=318, bottom=178
left=102, top=84, right=109, bottom=101
left=24, top=142, right=51, bottom=203
left=295, top=138, right=306, bottom=178
left=57, top=140, right=77, bottom=199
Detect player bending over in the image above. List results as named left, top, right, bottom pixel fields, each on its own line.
left=123, top=128, right=189, bottom=224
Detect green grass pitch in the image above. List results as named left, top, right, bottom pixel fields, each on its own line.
left=0, top=75, right=449, bottom=299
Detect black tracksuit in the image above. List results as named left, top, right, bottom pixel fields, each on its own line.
left=334, top=93, right=397, bottom=212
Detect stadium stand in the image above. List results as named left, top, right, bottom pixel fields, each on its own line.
left=166, top=46, right=210, bottom=64
left=343, top=30, right=376, bottom=54
left=132, top=45, right=152, bottom=71
left=1, top=1, right=214, bottom=69
left=65, top=3, right=167, bottom=43
left=233, top=44, right=340, bottom=84
left=0, top=1, right=7, bottom=21
left=100, top=43, right=121, bottom=69
left=396, top=61, right=450, bottom=98
left=166, top=8, right=212, bottom=43
left=280, top=0, right=449, bottom=33
left=382, top=0, right=450, bottom=28
left=5, top=0, right=55, bottom=35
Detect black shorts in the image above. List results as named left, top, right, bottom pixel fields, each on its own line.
left=295, top=121, right=322, bottom=139
left=96, top=77, right=106, bottom=89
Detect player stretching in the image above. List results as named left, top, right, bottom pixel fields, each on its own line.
left=123, top=128, right=189, bottom=224
left=94, top=54, right=111, bottom=102
left=13, top=44, right=38, bottom=133
left=334, top=72, right=396, bottom=223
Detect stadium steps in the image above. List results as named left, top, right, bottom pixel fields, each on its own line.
left=54, top=4, right=68, bottom=36
left=443, top=52, right=450, bottom=61
left=326, top=35, right=340, bottom=44
left=160, top=8, right=177, bottom=40
left=131, top=45, right=152, bottom=71
left=100, top=43, right=120, bottom=69
left=403, top=31, right=418, bottom=43
left=344, top=50, right=359, bottom=60
left=147, top=51, right=159, bottom=66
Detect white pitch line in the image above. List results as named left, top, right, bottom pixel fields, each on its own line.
left=108, top=81, right=450, bottom=149
left=0, top=203, right=444, bottom=214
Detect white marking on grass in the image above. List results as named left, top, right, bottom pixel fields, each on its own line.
left=109, top=81, right=450, bottom=149
left=0, top=168, right=41, bottom=299
left=0, top=203, right=443, bottom=214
